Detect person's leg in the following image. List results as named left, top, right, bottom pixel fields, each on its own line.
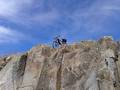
left=57, top=39, right=62, bottom=45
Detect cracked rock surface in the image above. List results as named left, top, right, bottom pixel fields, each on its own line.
left=0, top=36, right=120, bottom=90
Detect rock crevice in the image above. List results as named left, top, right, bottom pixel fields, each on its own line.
left=0, top=37, right=120, bottom=90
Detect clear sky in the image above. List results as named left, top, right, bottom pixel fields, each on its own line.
left=0, top=0, right=120, bottom=55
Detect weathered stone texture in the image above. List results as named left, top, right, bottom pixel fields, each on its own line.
left=0, top=37, right=120, bottom=90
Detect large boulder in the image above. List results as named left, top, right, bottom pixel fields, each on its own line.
left=0, top=37, right=120, bottom=90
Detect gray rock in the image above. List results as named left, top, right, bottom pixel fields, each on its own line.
left=0, top=37, right=120, bottom=90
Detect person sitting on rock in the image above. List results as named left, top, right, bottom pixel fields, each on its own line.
left=52, top=36, right=67, bottom=48
left=53, top=35, right=62, bottom=48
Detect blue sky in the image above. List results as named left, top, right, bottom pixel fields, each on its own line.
left=0, top=0, right=120, bottom=55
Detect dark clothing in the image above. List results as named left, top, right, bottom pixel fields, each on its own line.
left=57, top=39, right=62, bottom=45
left=53, top=36, right=67, bottom=48
left=62, top=39, right=67, bottom=44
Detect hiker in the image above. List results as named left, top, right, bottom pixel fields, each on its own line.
left=55, top=36, right=62, bottom=45
left=52, top=36, right=62, bottom=48
left=52, top=36, right=67, bottom=48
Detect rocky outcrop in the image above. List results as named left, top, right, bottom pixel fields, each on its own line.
left=0, top=36, right=120, bottom=90
left=0, top=56, right=12, bottom=70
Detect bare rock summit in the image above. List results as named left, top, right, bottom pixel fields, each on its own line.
left=0, top=36, right=120, bottom=90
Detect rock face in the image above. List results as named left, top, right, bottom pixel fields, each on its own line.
left=0, top=36, right=120, bottom=90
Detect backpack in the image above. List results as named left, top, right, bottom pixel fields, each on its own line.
left=62, top=39, right=67, bottom=44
